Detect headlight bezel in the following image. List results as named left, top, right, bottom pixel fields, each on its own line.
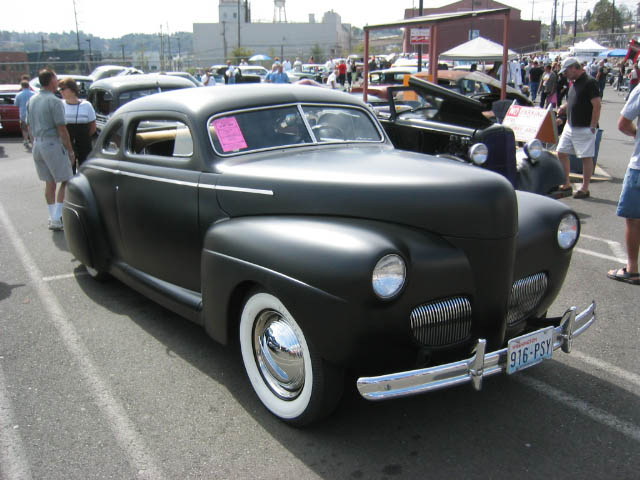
left=524, top=139, right=543, bottom=163
left=372, top=253, right=407, bottom=300
left=557, top=212, right=580, bottom=250
left=468, top=142, right=489, bottom=166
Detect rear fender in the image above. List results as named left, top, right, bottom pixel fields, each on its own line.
left=62, top=174, right=110, bottom=271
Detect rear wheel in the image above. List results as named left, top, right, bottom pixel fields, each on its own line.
left=239, top=291, right=343, bottom=426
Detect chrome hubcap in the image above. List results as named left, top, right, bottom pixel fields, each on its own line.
left=253, top=309, right=305, bottom=400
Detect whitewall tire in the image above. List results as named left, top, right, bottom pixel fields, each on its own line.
left=239, top=291, right=343, bottom=426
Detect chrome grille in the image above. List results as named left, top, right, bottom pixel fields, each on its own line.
left=410, top=297, right=472, bottom=347
left=506, top=272, right=548, bottom=326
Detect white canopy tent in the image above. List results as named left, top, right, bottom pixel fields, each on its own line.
left=571, top=38, right=608, bottom=53
left=570, top=38, right=608, bottom=62
left=440, top=36, right=518, bottom=62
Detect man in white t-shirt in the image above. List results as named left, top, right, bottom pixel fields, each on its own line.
left=608, top=84, right=640, bottom=284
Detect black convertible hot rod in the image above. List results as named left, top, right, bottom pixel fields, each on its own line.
left=63, top=84, right=595, bottom=425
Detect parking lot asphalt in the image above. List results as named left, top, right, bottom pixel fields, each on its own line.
left=0, top=85, right=639, bottom=480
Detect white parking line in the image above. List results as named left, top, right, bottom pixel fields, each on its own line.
left=579, top=234, right=627, bottom=263
left=517, top=375, right=640, bottom=442
left=42, top=272, right=88, bottom=282
left=0, top=204, right=164, bottom=480
left=0, top=364, right=32, bottom=480
left=575, top=247, right=625, bottom=263
left=571, top=350, right=640, bottom=389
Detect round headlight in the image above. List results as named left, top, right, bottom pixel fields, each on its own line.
left=372, top=254, right=406, bottom=299
left=524, top=139, right=543, bottom=163
left=468, top=143, right=488, bottom=165
left=557, top=213, right=580, bottom=249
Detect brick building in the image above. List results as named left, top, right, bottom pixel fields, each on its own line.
left=404, top=0, right=540, bottom=55
left=0, top=52, right=29, bottom=84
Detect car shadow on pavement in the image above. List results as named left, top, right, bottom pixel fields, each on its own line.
left=51, top=230, right=70, bottom=252
left=72, top=268, right=640, bottom=479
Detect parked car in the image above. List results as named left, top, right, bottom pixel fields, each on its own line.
left=162, top=71, right=203, bottom=87
left=368, top=67, right=417, bottom=85
left=419, top=70, right=533, bottom=107
left=237, top=65, right=269, bottom=82
left=87, top=73, right=195, bottom=132
left=88, top=65, right=142, bottom=81
left=30, top=74, right=93, bottom=99
left=0, top=84, right=21, bottom=134
left=370, top=76, right=565, bottom=196
left=63, top=84, right=595, bottom=426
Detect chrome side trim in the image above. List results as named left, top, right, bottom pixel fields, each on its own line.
left=357, top=301, right=596, bottom=401
left=83, top=165, right=273, bottom=195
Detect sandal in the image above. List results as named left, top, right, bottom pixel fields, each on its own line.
left=573, top=190, right=590, bottom=199
left=558, top=185, right=573, bottom=192
left=607, top=267, right=640, bottom=285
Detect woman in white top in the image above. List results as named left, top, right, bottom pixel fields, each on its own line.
left=58, top=77, right=97, bottom=173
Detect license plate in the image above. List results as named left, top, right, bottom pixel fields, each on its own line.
left=507, top=327, right=554, bottom=374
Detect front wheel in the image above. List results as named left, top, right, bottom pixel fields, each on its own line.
left=239, top=291, right=343, bottom=426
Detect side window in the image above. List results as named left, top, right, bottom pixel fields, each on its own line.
left=130, top=119, right=193, bottom=158
left=102, top=121, right=123, bottom=154
left=90, top=90, right=112, bottom=116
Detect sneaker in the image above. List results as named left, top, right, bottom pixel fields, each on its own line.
left=48, top=218, right=63, bottom=231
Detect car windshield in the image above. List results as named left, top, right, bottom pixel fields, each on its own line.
left=208, top=104, right=382, bottom=155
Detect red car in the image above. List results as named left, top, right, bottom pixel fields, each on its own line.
left=0, top=85, right=21, bottom=134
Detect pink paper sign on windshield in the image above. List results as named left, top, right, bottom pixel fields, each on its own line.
left=213, top=116, right=248, bottom=152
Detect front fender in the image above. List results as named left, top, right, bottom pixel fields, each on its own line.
left=516, top=150, right=565, bottom=195
left=200, top=216, right=470, bottom=367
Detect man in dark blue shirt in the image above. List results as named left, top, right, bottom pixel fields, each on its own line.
left=556, top=57, right=602, bottom=198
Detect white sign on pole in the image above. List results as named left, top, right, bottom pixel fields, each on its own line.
left=410, top=28, right=431, bottom=45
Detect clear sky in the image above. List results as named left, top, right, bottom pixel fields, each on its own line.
left=2, top=0, right=631, bottom=39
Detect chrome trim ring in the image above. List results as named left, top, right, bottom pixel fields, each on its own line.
left=253, top=309, right=305, bottom=400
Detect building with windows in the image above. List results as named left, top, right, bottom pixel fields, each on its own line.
left=193, top=0, right=352, bottom=65
left=404, top=0, right=540, bottom=54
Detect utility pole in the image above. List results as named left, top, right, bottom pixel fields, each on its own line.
left=573, top=0, right=578, bottom=45
left=531, top=0, right=535, bottom=21
left=560, top=2, right=564, bottom=46
left=41, top=35, right=45, bottom=53
left=72, top=0, right=80, bottom=52
left=222, top=21, right=227, bottom=60
left=160, top=24, right=164, bottom=71
left=177, top=37, right=181, bottom=69
left=551, top=0, right=558, bottom=41
left=237, top=0, right=241, bottom=49
left=121, top=44, right=125, bottom=64
left=167, top=22, right=172, bottom=70
left=611, top=0, right=616, bottom=34
left=417, top=0, right=423, bottom=73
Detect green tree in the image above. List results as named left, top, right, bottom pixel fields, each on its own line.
left=589, top=0, right=623, bottom=31
left=231, top=46, right=254, bottom=62
left=311, top=44, right=324, bottom=62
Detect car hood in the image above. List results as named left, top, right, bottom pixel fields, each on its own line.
left=215, top=145, right=517, bottom=239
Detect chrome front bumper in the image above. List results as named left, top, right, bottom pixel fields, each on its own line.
left=357, top=302, right=596, bottom=401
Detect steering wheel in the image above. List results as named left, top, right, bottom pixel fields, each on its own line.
left=312, top=124, right=345, bottom=140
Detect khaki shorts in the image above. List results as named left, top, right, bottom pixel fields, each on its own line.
left=33, top=137, right=73, bottom=183
left=557, top=125, right=596, bottom=158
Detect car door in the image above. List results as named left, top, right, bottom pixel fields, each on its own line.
left=116, top=115, right=202, bottom=292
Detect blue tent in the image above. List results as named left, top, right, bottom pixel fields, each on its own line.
left=599, top=48, right=627, bottom=57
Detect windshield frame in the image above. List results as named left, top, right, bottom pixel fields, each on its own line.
left=207, top=102, right=386, bottom=157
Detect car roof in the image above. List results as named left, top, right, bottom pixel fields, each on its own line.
left=0, top=84, right=21, bottom=92
left=116, top=83, right=370, bottom=117
left=89, top=73, right=194, bottom=92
